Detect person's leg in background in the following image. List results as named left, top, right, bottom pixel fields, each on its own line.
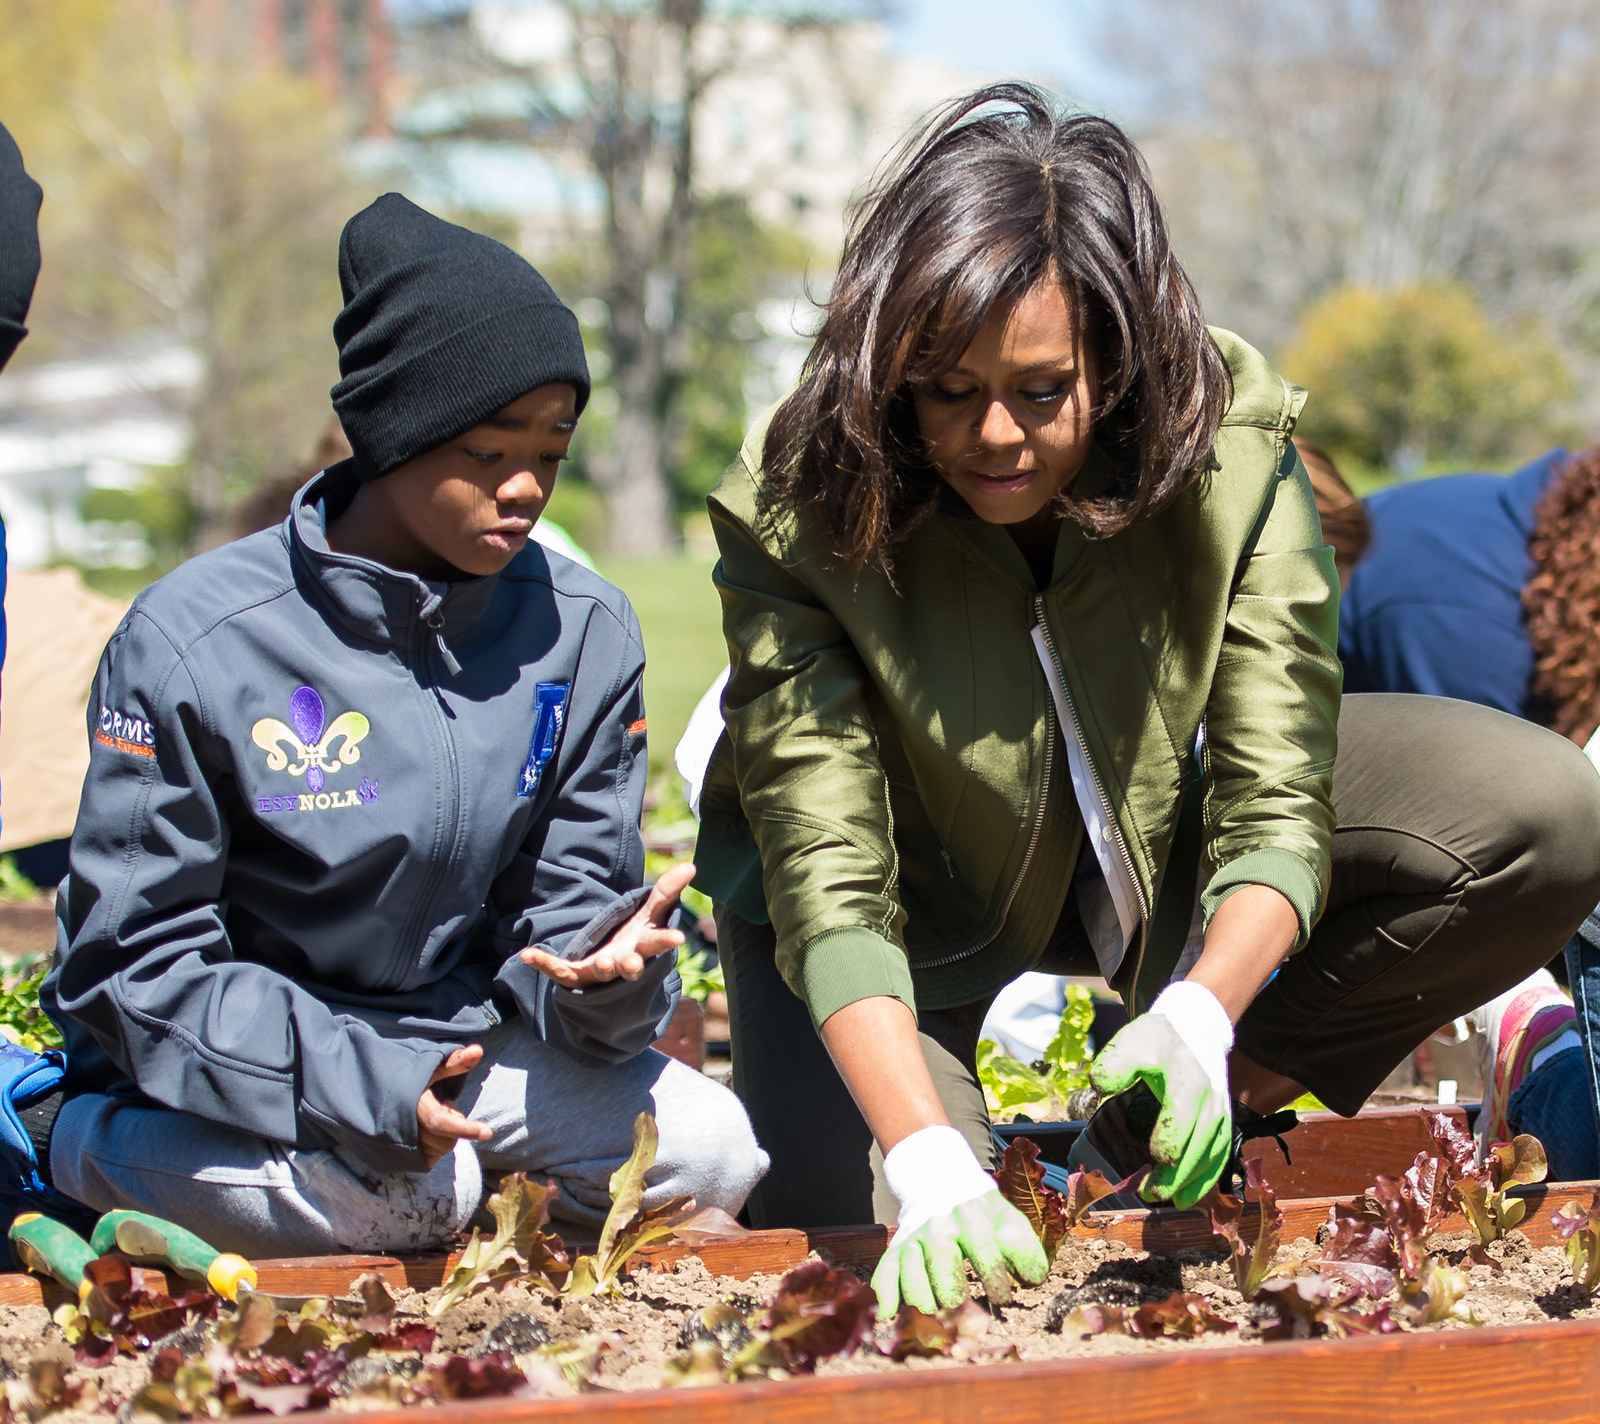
left=1234, top=694, right=1600, bottom=1126
left=1474, top=911, right=1600, bottom=1181
left=1472, top=954, right=1591, bottom=1176
left=715, top=905, right=996, bottom=1229
left=1564, top=916, right=1600, bottom=1168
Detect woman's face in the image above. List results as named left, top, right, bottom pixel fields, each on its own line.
left=914, top=281, right=1097, bottom=527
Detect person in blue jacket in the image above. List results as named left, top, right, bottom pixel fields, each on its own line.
left=1338, top=446, right=1600, bottom=1178
left=1339, top=449, right=1568, bottom=716
left=30, top=195, right=767, bottom=1256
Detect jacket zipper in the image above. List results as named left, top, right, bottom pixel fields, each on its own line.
left=915, top=670, right=1056, bottom=971
left=393, top=605, right=464, bottom=983
left=1032, top=597, right=1150, bottom=983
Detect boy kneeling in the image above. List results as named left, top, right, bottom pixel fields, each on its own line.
left=38, top=196, right=767, bottom=1255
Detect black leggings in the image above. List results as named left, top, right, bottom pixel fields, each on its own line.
left=716, top=694, right=1600, bottom=1229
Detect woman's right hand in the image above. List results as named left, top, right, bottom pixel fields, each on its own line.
left=869, top=1125, right=1049, bottom=1313
left=417, top=1044, right=493, bottom=1168
left=818, top=996, right=1048, bottom=1311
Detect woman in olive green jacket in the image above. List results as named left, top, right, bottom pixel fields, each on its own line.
left=693, top=84, right=1600, bottom=1315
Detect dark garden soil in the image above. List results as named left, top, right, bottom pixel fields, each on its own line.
left=0, top=1221, right=1592, bottom=1421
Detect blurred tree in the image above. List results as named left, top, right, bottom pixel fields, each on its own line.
left=7, top=1, right=363, bottom=554
left=1282, top=282, right=1571, bottom=476
left=1120, top=0, right=1600, bottom=364
left=539, top=191, right=807, bottom=545
left=426, top=0, right=873, bottom=554
left=0, top=0, right=113, bottom=163
left=672, top=193, right=808, bottom=514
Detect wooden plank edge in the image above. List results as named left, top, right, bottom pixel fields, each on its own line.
left=292, top=1316, right=1600, bottom=1424
left=1, top=1179, right=1593, bottom=1308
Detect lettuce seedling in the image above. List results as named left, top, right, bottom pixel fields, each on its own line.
left=1203, top=1158, right=1283, bottom=1298
left=4, top=1359, right=95, bottom=1419
left=53, top=1254, right=217, bottom=1368
left=1129, top=1291, right=1236, bottom=1339
left=1424, top=1110, right=1547, bottom=1246
left=1316, top=1208, right=1399, bottom=1299
left=430, top=1174, right=570, bottom=1316
left=565, top=1112, right=696, bottom=1298
left=527, top=1334, right=616, bottom=1390
left=1052, top=1290, right=1234, bottom=1341
left=993, top=1135, right=1121, bottom=1262
left=976, top=986, right=1098, bottom=1117
left=664, top=1262, right=876, bottom=1383
left=1551, top=1192, right=1600, bottom=1294
left=1256, top=1278, right=1400, bottom=1340
left=993, top=1136, right=1070, bottom=1256
left=1399, top=1255, right=1475, bottom=1327
left=880, top=1300, right=1017, bottom=1362
left=976, top=1040, right=1053, bottom=1118
left=1366, top=1160, right=1439, bottom=1282
left=1040, top=984, right=1096, bottom=1101
left=757, top=1260, right=877, bottom=1370
left=661, top=1339, right=732, bottom=1388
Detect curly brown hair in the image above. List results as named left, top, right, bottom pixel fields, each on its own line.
left=762, top=83, right=1231, bottom=570
left=1525, top=448, right=1600, bottom=744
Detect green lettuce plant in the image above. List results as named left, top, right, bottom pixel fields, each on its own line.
left=976, top=984, right=1096, bottom=1118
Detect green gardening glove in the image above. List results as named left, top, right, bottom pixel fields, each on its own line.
left=869, top=1126, right=1050, bottom=1315
left=1090, top=980, right=1235, bottom=1211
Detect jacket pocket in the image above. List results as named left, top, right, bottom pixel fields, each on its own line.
left=888, top=776, right=996, bottom=962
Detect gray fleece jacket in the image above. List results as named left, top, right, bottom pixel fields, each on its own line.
left=45, top=468, right=677, bottom=1174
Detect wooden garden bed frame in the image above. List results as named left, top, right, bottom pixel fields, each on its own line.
left=5, top=1108, right=1594, bottom=1421
left=327, top=1320, right=1600, bottom=1424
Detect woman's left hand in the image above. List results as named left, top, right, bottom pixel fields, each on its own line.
left=1091, top=980, right=1235, bottom=1209
left=520, top=863, right=696, bottom=989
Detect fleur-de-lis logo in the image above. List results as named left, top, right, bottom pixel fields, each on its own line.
left=251, top=685, right=370, bottom=792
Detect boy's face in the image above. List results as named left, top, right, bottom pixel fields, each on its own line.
left=359, top=383, right=579, bottom=579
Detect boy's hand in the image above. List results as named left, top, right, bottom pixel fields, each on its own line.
left=418, top=1045, right=492, bottom=1168
left=520, top=863, right=696, bottom=989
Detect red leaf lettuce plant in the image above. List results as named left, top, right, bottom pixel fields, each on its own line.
left=1552, top=1191, right=1600, bottom=1294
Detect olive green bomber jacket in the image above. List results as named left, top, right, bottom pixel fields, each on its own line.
left=694, top=330, right=1342, bottom=1029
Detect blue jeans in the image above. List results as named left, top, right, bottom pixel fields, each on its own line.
left=1505, top=909, right=1600, bottom=1181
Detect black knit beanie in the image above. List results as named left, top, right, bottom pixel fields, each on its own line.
left=331, top=193, right=590, bottom=481
left=0, top=122, right=43, bottom=376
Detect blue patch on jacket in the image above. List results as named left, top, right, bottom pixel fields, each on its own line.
left=519, top=682, right=569, bottom=797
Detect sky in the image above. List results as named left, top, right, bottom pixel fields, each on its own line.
left=885, top=0, right=1141, bottom=121
left=389, top=0, right=1146, bottom=119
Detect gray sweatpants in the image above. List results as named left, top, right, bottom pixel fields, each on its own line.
left=51, top=1020, right=769, bottom=1258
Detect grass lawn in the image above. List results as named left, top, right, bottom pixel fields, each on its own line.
left=596, top=555, right=726, bottom=773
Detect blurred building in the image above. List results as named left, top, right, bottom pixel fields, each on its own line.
left=387, top=3, right=993, bottom=424
left=0, top=345, right=199, bottom=571
left=391, top=3, right=992, bottom=258
left=174, top=0, right=393, bottom=130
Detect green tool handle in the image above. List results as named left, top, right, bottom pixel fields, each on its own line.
left=89, top=1210, right=257, bottom=1300
left=10, top=1214, right=95, bottom=1303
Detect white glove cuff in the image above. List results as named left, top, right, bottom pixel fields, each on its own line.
left=1151, top=979, right=1235, bottom=1059
left=882, top=1125, right=996, bottom=1235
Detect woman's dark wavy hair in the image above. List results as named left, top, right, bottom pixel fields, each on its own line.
left=763, top=82, right=1231, bottom=570
left=1525, top=448, right=1600, bottom=744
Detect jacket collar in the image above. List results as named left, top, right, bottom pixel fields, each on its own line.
left=286, top=466, right=500, bottom=669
